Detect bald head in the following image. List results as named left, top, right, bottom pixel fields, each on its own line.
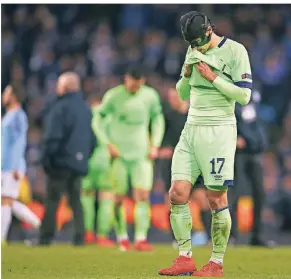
left=56, top=72, right=81, bottom=96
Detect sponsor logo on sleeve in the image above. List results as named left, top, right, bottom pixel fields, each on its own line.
left=241, top=73, right=252, bottom=80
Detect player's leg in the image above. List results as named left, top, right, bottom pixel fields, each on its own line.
left=160, top=157, right=177, bottom=247
left=10, top=174, right=40, bottom=230
left=130, top=159, right=153, bottom=251
left=95, top=167, right=115, bottom=247
left=12, top=200, right=41, bottom=229
left=193, top=125, right=236, bottom=277
left=159, top=124, right=200, bottom=276
left=191, top=184, right=211, bottom=244
left=81, top=172, right=96, bottom=244
left=1, top=173, right=21, bottom=245
left=111, top=158, right=130, bottom=250
left=1, top=197, right=13, bottom=245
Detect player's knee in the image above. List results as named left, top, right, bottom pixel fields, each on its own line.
left=192, top=189, right=209, bottom=210
left=206, top=190, right=228, bottom=210
left=133, top=188, right=149, bottom=202
left=81, top=189, right=95, bottom=196
left=169, top=181, right=191, bottom=204
left=99, top=190, right=114, bottom=200
left=1, top=197, right=14, bottom=206
left=115, top=195, right=125, bottom=205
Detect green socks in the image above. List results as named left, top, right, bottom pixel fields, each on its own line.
left=114, top=203, right=128, bottom=241
left=170, top=203, right=192, bottom=257
left=134, top=201, right=150, bottom=241
left=97, top=199, right=114, bottom=237
left=81, top=194, right=95, bottom=232
left=210, top=207, right=231, bottom=265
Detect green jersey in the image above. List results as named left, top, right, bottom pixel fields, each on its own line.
left=89, top=107, right=110, bottom=169
left=99, top=84, right=164, bottom=161
left=180, top=37, right=252, bottom=125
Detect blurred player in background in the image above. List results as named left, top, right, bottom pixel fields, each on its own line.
left=81, top=95, right=115, bottom=246
left=1, top=84, right=40, bottom=245
left=159, top=11, right=252, bottom=277
left=158, top=87, right=211, bottom=246
left=98, top=66, right=165, bottom=251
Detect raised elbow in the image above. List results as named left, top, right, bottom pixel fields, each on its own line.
left=176, top=78, right=190, bottom=101
left=238, top=89, right=251, bottom=105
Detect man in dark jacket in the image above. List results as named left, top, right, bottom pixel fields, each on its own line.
left=230, top=93, right=269, bottom=246
left=39, top=72, right=96, bottom=246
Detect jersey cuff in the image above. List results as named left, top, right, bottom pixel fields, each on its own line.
left=234, top=81, right=252, bottom=89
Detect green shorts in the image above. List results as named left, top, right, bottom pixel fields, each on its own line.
left=171, top=123, right=237, bottom=191
left=82, top=148, right=112, bottom=191
left=82, top=166, right=112, bottom=191
left=111, top=158, right=153, bottom=195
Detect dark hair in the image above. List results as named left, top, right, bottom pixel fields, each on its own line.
left=125, top=66, right=146, bottom=80
left=10, top=83, right=25, bottom=103
left=180, top=11, right=213, bottom=42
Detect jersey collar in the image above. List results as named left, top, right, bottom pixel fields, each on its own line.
left=218, top=37, right=227, bottom=48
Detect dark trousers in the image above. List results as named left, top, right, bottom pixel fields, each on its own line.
left=39, top=169, right=84, bottom=244
left=230, top=153, right=265, bottom=240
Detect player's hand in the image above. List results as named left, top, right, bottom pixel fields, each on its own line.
left=107, top=144, right=119, bottom=158
left=184, top=64, right=193, bottom=78
left=237, top=136, right=246, bottom=149
left=12, top=170, right=20, bottom=181
left=148, top=146, right=159, bottom=160
left=159, top=147, right=174, bottom=159
left=196, top=62, right=217, bottom=82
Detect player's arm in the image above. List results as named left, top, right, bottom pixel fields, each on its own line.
left=212, top=45, right=252, bottom=105
left=96, top=89, right=115, bottom=143
left=91, top=110, right=110, bottom=145
left=97, top=89, right=120, bottom=157
left=11, top=114, right=28, bottom=172
left=176, top=47, right=191, bottom=101
left=150, top=90, right=165, bottom=148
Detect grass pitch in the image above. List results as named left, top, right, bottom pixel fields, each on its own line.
left=2, top=244, right=291, bottom=279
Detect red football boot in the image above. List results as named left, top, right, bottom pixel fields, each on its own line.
left=158, top=255, right=197, bottom=276
left=193, top=261, right=223, bottom=277
left=84, top=231, right=96, bottom=244
left=119, top=239, right=131, bottom=252
left=134, top=240, right=154, bottom=252
left=96, top=236, right=115, bottom=247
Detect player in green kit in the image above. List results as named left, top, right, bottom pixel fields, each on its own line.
left=81, top=95, right=115, bottom=247
left=98, top=66, right=165, bottom=252
left=159, top=12, right=252, bottom=277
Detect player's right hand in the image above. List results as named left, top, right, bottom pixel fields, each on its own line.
left=237, top=136, right=246, bottom=149
left=107, top=144, right=120, bottom=158
left=12, top=170, right=20, bottom=181
left=159, top=147, right=174, bottom=159
left=184, top=64, right=193, bottom=78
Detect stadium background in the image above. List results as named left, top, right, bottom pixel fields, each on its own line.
left=1, top=4, right=291, bottom=243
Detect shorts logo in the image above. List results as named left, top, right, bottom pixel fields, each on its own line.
left=214, top=174, right=223, bottom=181
left=241, top=73, right=252, bottom=80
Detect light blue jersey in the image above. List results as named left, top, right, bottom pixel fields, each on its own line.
left=1, top=108, right=28, bottom=173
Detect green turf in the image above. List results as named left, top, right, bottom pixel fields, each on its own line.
left=2, top=244, right=291, bottom=279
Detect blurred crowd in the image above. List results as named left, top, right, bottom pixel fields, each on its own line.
left=2, top=4, right=291, bottom=232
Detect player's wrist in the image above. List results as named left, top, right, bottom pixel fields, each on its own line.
left=208, top=73, right=217, bottom=83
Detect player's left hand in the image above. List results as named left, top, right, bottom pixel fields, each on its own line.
left=196, top=62, right=217, bottom=82
left=148, top=146, right=159, bottom=160
left=12, top=170, right=20, bottom=181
